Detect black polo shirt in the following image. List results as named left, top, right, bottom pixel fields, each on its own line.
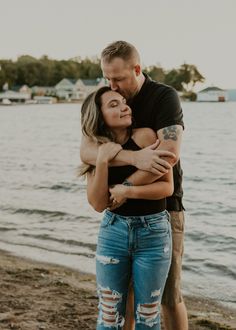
left=128, top=74, right=185, bottom=211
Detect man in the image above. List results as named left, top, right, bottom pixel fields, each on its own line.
left=80, top=40, right=188, bottom=330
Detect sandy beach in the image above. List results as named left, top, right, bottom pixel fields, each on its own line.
left=0, top=250, right=235, bottom=330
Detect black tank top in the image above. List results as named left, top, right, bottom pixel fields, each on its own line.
left=108, top=137, right=166, bottom=216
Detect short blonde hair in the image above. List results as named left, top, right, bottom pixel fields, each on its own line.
left=101, top=40, right=140, bottom=64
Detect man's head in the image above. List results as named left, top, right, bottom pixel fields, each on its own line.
left=101, top=41, right=144, bottom=100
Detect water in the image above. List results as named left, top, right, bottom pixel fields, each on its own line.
left=0, top=102, right=235, bottom=308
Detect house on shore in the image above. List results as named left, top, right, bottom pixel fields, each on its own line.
left=55, top=78, right=106, bottom=100
left=54, top=79, right=77, bottom=100
left=196, top=87, right=227, bottom=102
left=0, top=90, right=31, bottom=104
left=74, top=78, right=106, bottom=99
left=31, top=86, right=56, bottom=97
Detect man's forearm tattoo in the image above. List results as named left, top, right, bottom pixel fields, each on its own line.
left=163, top=125, right=180, bottom=141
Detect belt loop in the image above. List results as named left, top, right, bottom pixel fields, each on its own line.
left=140, top=216, right=147, bottom=227
left=109, top=213, right=116, bottom=225
left=166, top=210, right=171, bottom=222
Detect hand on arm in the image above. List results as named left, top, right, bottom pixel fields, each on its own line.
left=80, top=133, right=175, bottom=171
left=81, top=135, right=136, bottom=167
left=128, top=125, right=183, bottom=180
left=108, top=127, right=175, bottom=208
left=109, top=169, right=173, bottom=201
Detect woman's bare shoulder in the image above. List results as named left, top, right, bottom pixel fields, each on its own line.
left=131, top=128, right=157, bottom=148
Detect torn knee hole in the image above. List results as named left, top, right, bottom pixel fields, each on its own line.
left=137, top=301, right=160, bottom=326
left=138, top=303, right=159, bottom=317
left=97, top=285, right=125, bottom=327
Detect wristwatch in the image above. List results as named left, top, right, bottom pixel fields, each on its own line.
left=123, top=179, right=133, bottom=186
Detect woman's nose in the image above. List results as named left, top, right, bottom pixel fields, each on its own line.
left=121, top=104, right=129, bottom=112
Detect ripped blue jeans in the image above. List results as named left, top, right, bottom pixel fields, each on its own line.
left=96, top=209, right=172, bottom=329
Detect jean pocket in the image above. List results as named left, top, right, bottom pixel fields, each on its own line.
left=146, top=219, right=169, bottom=236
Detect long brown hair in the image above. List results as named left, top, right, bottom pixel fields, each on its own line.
left=81, top=86, right=116, bottom=144
left=79, top=86, right=119, bottom=176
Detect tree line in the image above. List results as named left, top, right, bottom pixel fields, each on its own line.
left=0, top=55, right=204, bottom=98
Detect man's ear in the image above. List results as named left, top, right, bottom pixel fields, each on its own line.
left=134, top=64, right=141, bottom=76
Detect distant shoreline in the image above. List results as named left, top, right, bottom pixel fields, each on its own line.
left=0, top=249, right=235, bottom=330
left=0, top=99, right=83, bottom=106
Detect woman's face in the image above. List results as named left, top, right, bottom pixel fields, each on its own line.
left=100, top=91, right=132, bottom=129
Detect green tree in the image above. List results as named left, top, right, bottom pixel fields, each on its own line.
left=0, top=60, right=18, bottom=89
left=179, top=63, right=205, bottom=91
left=0, top=55, right=204, bottom=94
left=145, top=65, right=165, bottom=83
left=164, top=69, right=183, bottom=91
left=77, top=57, right=102, bottom=79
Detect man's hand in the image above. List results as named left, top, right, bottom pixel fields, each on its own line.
left=133, top=140, right=176, bottom=175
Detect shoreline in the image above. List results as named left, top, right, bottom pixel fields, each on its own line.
left=0, top=249, right=235, bottom=330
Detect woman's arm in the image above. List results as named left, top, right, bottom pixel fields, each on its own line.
left=86, top=142, right=122, bottom=212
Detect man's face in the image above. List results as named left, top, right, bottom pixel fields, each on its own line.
left=101, top=57, right=140, bottom=101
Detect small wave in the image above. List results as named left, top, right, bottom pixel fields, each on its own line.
left=36, top=182, right=86, bottom=192
left=20, top=233, right=97, bottom=251
left=224, top=182, right=236, bottom=186
left=184, top=257, right=207, bottom=263
left=186, top=232, right=206, bottom=242
left=13, top=208, right=68, bottom=218
left=219, top=207, right=236, bottom=214
left=185, top=177, right=203, bottom=183
left=0, top=227, right=16, bottom=232
left=1, top=207, right=79, bottom=218
left=204, top=262, right=236, bottom=280
left=0, top=206, right=94, bottom=226
left=182, top=264, right=200, bottom=272
left=189, top=211, right=211, bottom=216
left=0, top=239, right=95, bottom=259
left=187, top=232, right=235, bottom=246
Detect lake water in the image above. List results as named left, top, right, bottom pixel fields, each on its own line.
left=0, top=102, right=235, bottom=308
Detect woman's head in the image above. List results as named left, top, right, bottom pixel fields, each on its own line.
left=81, top=86, right=132, bottom=143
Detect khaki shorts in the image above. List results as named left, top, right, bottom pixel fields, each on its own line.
left=161, top=211, right=185, bottom=306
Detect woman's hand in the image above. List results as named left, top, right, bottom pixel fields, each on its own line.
left=97, top=142, right=122, bottom=164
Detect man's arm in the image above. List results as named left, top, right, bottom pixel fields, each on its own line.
left=157, top=124, right=183, bottom=165
left=81, top=135, right=135, bottom=167
left=126, top=124, right=183, bottom=185
left=80, top=135, right=175, bottom=168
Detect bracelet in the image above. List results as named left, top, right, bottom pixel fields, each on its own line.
left=123, top=179, right=133, bottom=186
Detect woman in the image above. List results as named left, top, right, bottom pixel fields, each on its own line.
left=80, top=86, right=173, bottom=330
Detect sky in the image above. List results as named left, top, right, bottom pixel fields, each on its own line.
left=1, top=0, right=236, bottom=90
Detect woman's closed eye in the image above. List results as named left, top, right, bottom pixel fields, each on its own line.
left=110, top=101, right=118, bottom=108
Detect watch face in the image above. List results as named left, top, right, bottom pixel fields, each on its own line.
left=123, top=180, right=133, bottom=186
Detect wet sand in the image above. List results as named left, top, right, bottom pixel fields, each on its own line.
left=0, top=250, right=235, bottom=330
